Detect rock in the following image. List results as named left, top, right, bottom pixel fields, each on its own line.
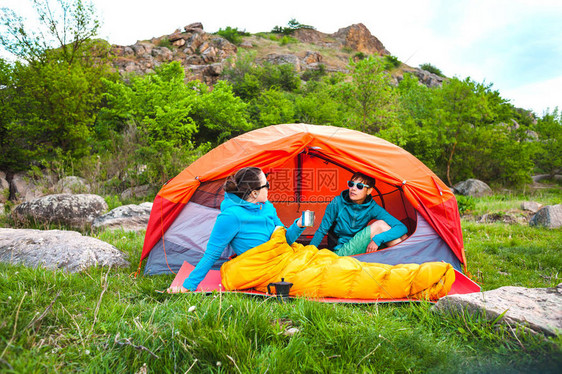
left=120, top=185, right=154, bottom=200
left=263, top=53, right=301, bottom=71
left=11, top=171, right=53, bottom=202
left=532, top=174, right=562, bottom=183
left=240, top=41, right=253, bottom=48
left=529, top=204, right=562, bottom=229
left=477, top=212, right=517, bottom=224
left=172, top=38, right=186, bottom=47
left=184, top=22, right=204, bottom=32
left=92, top=202, right=153, bottom=232
left=331, top=23, right=390, bottom=55
left=55, top=176, right=91, bottom=194
left=0, top=171, right=9, bottom=203
left=434, top=284, right=562, bottom=337
left=0, top=203, right=4, bottom=216
left=302, top=51, right=323, bottom=65
left=520, top=201, right=543, bottom=213
left=0, top=228, right=129, bottom=272
left=452, top=179, right=492, bottom=197
left=11, top=194, right=108, bottom=230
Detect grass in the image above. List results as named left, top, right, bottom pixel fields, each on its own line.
left=1, top=190, right=561, bottom=372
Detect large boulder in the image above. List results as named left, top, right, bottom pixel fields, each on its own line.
left=331, top=23, right=390, bottom=55
left=55, top=176, right=91, bottom=194
left=529, top=204, right=562, bottom=229
left=11, top=194, right=108, bottom=229
left=0, top=171, right=9, bottom=203
left=120, top=184, right=155, bottom=200
left=92, top=202, right=153, bottom=232
left=434, top=284, right=562, bottom=337
left=0, top=228, right=129, bottom=272
left=452, top=179, right=492, bottom=197
left=520, top=201, right=543, bottom=213
left=11, top=171, right=53, bottom=202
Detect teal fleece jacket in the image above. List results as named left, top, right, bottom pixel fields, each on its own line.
left=183, top=193, right=305, bottom=291
left=310, top=190, right=407, bottom=250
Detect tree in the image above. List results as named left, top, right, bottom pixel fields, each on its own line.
left=338, top=56, right=399, bottom=134
left=0, top=0, right=111, bottom=172
left=534, top=108, right=562, bottom=177
left=1, top=0, right=101, bottom=64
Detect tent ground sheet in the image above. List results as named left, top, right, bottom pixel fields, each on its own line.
left=167, top=261, right=481, bottom=304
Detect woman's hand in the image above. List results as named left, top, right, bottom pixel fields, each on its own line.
left=297, top=217, right=304, bottom=228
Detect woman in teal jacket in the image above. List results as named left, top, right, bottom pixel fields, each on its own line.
left=310, top=172, right=407, bottom=256
left=183, top=167, right=305, bottom=291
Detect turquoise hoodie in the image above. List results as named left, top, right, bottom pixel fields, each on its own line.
left=310, top=190, right=407, bottom=250
left=184, top=192, right=305, bottom=291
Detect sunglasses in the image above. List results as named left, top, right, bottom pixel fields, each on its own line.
left=347, top=180, right=370, bottom=190
left=255, top=181, right=270, bottom=190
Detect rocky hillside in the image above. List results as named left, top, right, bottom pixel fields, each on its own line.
left=110, top=22, right=444, bottom=88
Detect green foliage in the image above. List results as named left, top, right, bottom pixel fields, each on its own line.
left=271, top=18, right=315, bottom=35
left=534, top=108, right=562, bottom=176
left=383, top=55, right=401, bottom=69
left=0, top=0, right=111, bottom=173
left=216, top=26, right=249, bottom=45
left=300, top=64, right=326, bottom=82
left=188, top=80, right=251, bottom=142
left=456, top=195, right=476, bottom=215
left=419, top=62, right=445, bottom=77
left=353, top=51, right=367, bottom=60
left=337, top=56, right=400, bottom=134
left=98, top=62, right=240, bottom=184
left=0, top=0, right=101, bottom=64
left=250, top=88, right=295, bottom=127
left=293, top=81, right=346, bottom=126
left=279, top=35, right=298, bottom=46
left=222, top=52, right=301, bottom=100
left=0, top=55, right=112, bottom=172
left=157, top=37, right=172, bottom=49
left=398, top=75, right=535, bottom=186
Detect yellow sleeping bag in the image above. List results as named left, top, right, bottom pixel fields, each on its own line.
left=221, top=227, right=455, bottom=300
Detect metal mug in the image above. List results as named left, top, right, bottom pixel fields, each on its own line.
left=301, top=210, right=315, bottom=227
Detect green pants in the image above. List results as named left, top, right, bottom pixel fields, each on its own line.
left=333, top=226, right=372, bottom=256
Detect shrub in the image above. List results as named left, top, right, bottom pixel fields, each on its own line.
left=216, top=26, right=249, bottom=45
left=272, top=19, right=315, bottom=35
left=279, top=35, right=297, bottom=46
left=158, top=37, right=172, bottom=49
left=301, top=64, right=326, bottom=82
left=384, top=55, right=401, bottom=69
left=456, top=195, right=476, bottom=215
left=419, top=63, right=445, bottom=77
left=354, top=52, right=367, bottom=60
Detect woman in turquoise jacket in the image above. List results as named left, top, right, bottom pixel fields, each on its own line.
left=310, top=172, right=407, bottom=256
left=183, top=167, right=305, bottom=291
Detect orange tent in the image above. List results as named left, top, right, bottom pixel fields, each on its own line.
left=140, top=123, right=467, bottom=277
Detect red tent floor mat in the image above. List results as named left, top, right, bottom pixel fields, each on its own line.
left=167, top=261, right=481, bottom=304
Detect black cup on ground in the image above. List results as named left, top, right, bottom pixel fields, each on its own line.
left=267, top=278, right=293, bottom=302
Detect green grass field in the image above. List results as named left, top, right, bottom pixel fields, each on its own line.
left=1, top=192, right=561, bottom=373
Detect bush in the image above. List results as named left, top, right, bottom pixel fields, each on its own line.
left=419, top=63, right=445, bottom=77
left=272, top=19, right=315, bottom=35
left=354, top=52, right=367, bottom=60
left=158, top=37, right=172, bottom=49
left=279, top=35, right=297, bottom=46
left=216, top=26, right=249, bottom=45
left=456, top=195, right=476, bottom=215
left=384, top=55, right=401, bottom=69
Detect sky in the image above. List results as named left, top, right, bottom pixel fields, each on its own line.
left=2, top=0, right=561, bottom=116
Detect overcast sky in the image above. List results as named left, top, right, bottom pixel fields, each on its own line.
left=2, top=0, right=561, bottom=116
